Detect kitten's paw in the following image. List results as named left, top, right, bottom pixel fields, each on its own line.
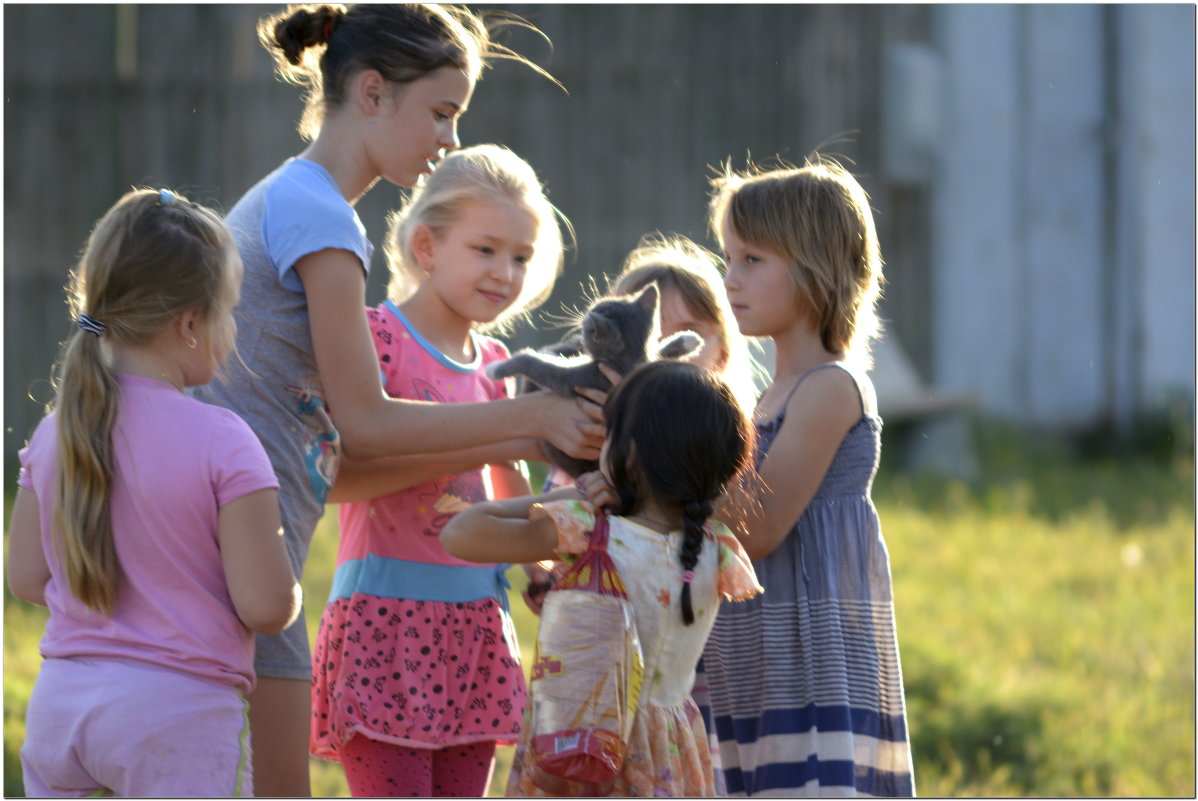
left=486, top=361, right=514, bottom=380
left=488, top=352, right=534, bottom=380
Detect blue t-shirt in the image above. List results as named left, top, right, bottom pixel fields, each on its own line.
left=261, top=158, right=373, bottom=291
left=194, top=157, right=375, bottom=677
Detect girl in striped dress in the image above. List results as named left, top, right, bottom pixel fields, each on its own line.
left=700, top=155, right=916, bottom=796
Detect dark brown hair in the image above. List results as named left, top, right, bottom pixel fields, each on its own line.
left=258, top=3, right=556, bottom=140
left=603, top=360, right=754, bottom=625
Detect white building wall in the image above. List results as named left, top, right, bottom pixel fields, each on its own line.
left=1120, top=5, right=1196, bottom=414
left=1019, top=5, right=1106, bottom=424
left=931, top=5, right=1024, bottom=419
left=931, top=4, right=1194, bottom=428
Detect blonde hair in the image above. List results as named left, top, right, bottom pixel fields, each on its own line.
left=52, top=188, right=236, bottom=615
left=258, top=3, right=558, bottom=141
left=611, top=234, right=766, bottom=414
left=709, top=155, right=884, bottom=368
left=383, top=143, right=571, bottom=334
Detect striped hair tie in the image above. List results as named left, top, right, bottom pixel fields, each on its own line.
left=77, top=314, right=107, bottom=337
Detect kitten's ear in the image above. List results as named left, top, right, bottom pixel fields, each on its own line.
left=411, top=223, right=437, bottom=273
left=657, top=330, right=703, bottom=360
left=633, top=282, right=659, bottom=314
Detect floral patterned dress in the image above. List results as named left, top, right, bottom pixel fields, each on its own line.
left=506, top=500, right=762, bottom=797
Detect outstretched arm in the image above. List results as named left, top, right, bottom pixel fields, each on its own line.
left=440, top=488, right=579, bottom=564
left=295, top=250, right=604, bottom=461
left=329, top=439, right=542, bottom=503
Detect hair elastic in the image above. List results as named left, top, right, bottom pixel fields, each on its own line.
left=681, top=570, right=695, bottom=585
left=77, top=314, right=107, bottom=337
left=159, top=188, right=177, bottom=207
left=323, top=15, right=335, bottom=43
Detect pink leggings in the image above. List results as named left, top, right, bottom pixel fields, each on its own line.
left=340, top=735, right=497, bottom=797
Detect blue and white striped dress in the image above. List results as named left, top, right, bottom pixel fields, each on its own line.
left=696, top=363, right=915, bottom=796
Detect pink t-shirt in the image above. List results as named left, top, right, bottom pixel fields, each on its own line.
left=336, top=301, right=512, bottom=569
left=18, top=373, right=279, bottom=692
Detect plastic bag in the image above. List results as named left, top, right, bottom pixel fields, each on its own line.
left=527, top=513, right=644, bottom=795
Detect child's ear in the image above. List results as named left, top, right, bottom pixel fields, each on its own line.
left=633, top=283, right=659, bottom=314
left=175, top=307, right=205, bottom=348
left=411, top=223, right=437, bottom=273
left=355, top=69, right=388, bottom=116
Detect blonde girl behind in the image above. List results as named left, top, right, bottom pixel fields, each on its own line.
left=612, top=233, right=766, bottom=415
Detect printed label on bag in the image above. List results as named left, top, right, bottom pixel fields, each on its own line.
left=554, top=732, right=582, bottom=753
left=531, top=653, right=564, bottom=681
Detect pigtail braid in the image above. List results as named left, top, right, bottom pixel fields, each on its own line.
left=678, top=498, right=714, bottom=625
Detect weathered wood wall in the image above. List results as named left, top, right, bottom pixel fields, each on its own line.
left=4, top=4, right=932, bottom=464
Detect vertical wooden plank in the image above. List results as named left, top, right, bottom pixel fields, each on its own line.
left=4, top=6, right=120, bottom=457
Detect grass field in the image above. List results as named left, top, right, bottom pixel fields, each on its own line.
left=4, top=420, right=1194, bottom=797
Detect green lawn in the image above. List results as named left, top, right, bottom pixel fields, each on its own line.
left=5, top=421, right=1194, bottom=797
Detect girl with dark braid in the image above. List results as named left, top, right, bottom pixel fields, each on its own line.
left=442, top=360, right=763, bottom=796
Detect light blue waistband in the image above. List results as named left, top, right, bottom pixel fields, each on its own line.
left=329, top=555, right=511, bottom=614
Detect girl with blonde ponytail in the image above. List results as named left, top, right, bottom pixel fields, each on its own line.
left=8, top=188, right=300, bottom=798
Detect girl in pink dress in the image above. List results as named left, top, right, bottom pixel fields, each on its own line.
left=310, top=144, right=570, bottom=797
left=442, top=359, right=764, bottom=797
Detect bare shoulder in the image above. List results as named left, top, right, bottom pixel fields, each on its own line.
left=785, top=365, right=865, bottom=432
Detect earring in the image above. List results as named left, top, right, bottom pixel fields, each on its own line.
left=186, top=337, right=198, bottom=349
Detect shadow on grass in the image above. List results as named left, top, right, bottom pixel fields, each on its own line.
left=902, top=642, right=1055, bottom=795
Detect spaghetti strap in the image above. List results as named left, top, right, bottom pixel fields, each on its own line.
left=776, top=362, right=866, bottom=416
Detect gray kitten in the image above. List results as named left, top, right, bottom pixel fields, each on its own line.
left=488, top=283, right=702, bottom=477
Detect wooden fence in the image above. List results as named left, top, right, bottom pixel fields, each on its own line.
left=4, top=4, right=933, bottom=465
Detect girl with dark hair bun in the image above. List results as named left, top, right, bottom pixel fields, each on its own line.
left=192, top=5, right=596, bottom=795
left=442, top=360, right=763, bottom=797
